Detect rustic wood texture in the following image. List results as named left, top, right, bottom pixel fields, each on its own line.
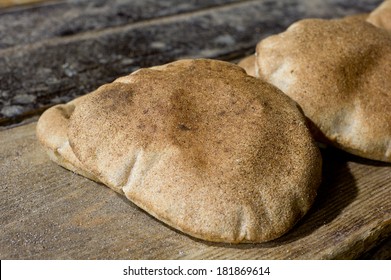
left=1, top=123, right=390, bottom=259
left=0, top=0, right=242, bottom=49
left=0, top=0, right=382, bottom=125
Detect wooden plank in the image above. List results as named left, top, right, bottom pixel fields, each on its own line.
left=0, top=0, right=382, bottom=125
left=1, top=123, right=390, bottom=259
left=0, top=0, right=243, bottom=49
left=360, top=236, right=391, bottom=259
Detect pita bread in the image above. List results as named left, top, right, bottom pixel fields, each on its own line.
left=37, top=59, right=322, bottom=243
left=238, top=12, right=377, bottom=79
left=256, top=18, right=391, bottom=162
left=237, top=14, right=371, bottom=78
left=36, top=95, right=100, bottom=183
left=367, top=0, right=391, bottom=30
left=237, top=54, right=257, bottom=77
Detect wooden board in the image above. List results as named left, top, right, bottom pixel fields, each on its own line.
left=0, top=0, right=242, bottom=49
left=1, top=123, right=390, bottom=259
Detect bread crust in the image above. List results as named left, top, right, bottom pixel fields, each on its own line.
left=256, top=18, right=391, bottom=162
left=367, top=0, right=391, bottom=30
left=37, top=59, right=322, bottom=243
left=36, top=96, right=101, bottom=183
left=237, top=54, right=257, bottom=77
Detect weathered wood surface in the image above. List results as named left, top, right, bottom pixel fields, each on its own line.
left=0, top=0, right=382, bottom=125
left=0, top=0, right=242, bottom=49
left=1, top=123, right=390, bottom=259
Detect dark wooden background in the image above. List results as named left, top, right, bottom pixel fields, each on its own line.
left=1, top=0, right=390, bottom=260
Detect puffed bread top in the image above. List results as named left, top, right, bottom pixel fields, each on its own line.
left=37, top=59, right=322, bottom=243
left=367, top=0, right=391, bottom=30
left=256, top=18, right=391, bottom=162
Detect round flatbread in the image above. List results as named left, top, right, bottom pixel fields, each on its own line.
left=256, top=18, right=391, bottom=162
left=238, top=54, right=257, bottom=77
left=37, top=59, right=322, bottom=243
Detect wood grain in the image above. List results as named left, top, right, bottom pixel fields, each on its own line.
left=0, top=0, right=242, bottom=49
left=1, top=123, right=390, bottom=259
